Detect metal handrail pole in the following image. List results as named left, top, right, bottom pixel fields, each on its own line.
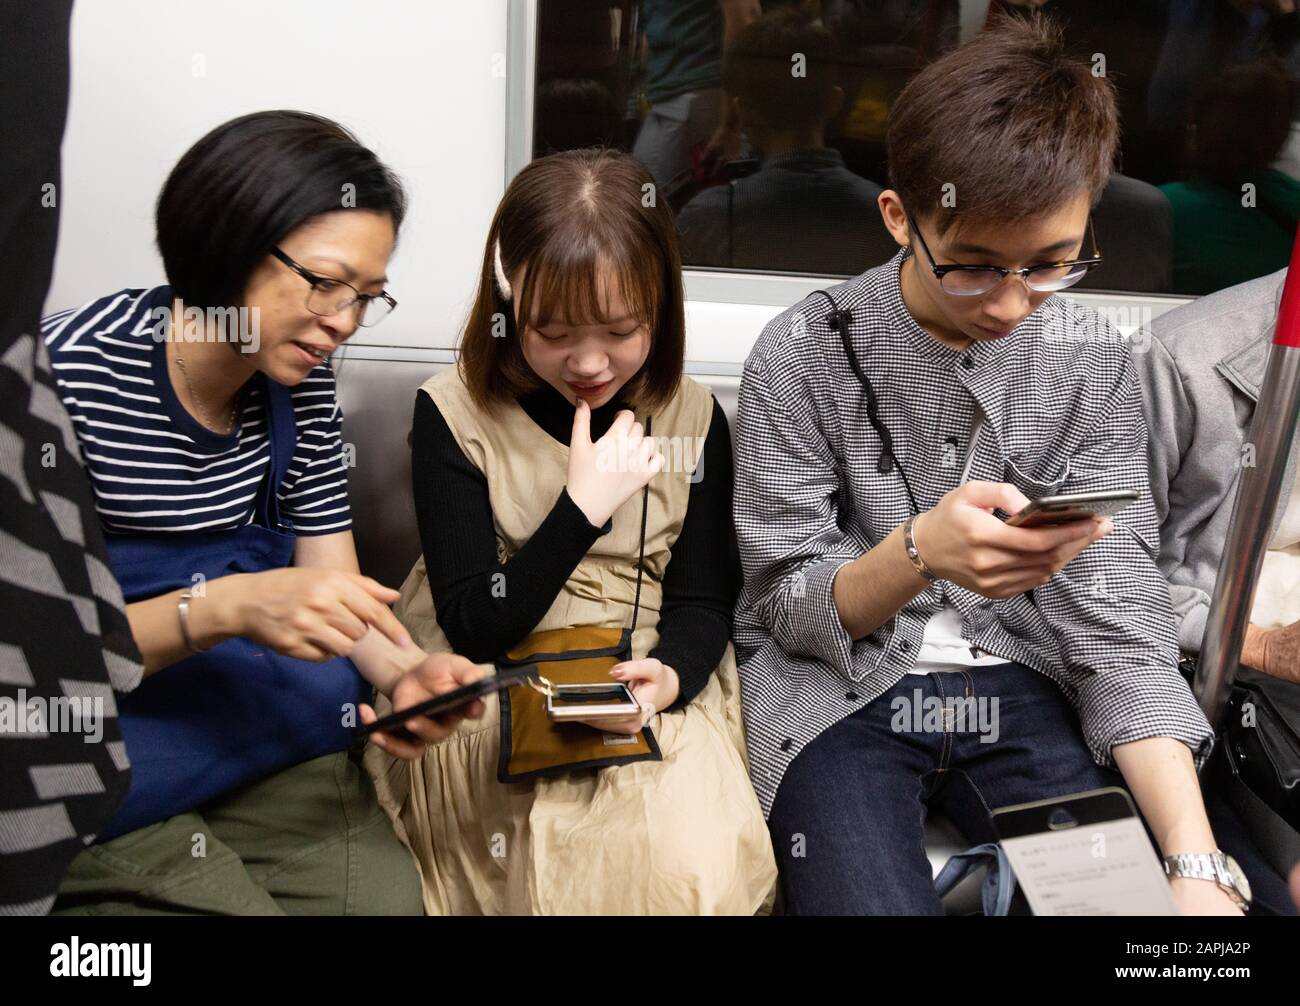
left=1195, top=234, right=1300, bottom=728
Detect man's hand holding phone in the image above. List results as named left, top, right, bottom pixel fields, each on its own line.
left=912, top=481, right=1112, bottom=599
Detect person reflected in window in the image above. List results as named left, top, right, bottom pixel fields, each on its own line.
left=676, top=8, right=895, bottom=273
left=534, top=78, right=622, bottom=155
left=631, top=0, right=761, bottom=191
left=1161, top=59, right=1300, bottom=294
left=1147, top=0, right=1299, bottom=178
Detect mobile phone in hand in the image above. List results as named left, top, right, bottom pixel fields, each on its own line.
left=1005, top=489, right=1138, bottom=528
left=358, top=664, right=537, bottom=739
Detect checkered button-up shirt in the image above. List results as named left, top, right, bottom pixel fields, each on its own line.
left=733, top=251, right=1213, bottom=818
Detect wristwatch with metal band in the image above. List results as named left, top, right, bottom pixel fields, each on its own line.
left=1162, top=850, right=1251, bottom=911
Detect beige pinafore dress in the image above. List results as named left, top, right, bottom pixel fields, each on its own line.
left=365, top=365, right=777, bottom=915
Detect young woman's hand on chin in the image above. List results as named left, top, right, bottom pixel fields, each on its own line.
left=565, top=400, right=665, bottom=528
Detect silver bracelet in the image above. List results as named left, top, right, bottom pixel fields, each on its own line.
left=903, top=515, right=937, bottom=582
left=177, top=589, right=210, bottom=653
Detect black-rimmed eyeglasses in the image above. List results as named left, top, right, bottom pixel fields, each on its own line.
left=271, top=247, right=398, bottom=327
left=907, top=212, right=1103, bottom=297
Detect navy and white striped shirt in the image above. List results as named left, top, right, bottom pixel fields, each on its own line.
left=42, top=286, right=352, bottom=536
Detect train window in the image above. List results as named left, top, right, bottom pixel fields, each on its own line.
left=521, top=0, right=1300, bottom=299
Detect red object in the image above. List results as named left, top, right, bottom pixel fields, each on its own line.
left=1273, top=225, right=1300, bottom=347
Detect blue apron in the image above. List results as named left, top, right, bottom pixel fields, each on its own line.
left=98, top=376, right=370, bottom=841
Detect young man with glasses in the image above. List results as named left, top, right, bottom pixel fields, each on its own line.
left=733, top=17, right=1256, bottom=915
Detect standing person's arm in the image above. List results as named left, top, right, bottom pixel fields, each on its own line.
left=720, top=0, right=762, bottom=48
left=703, top=0, right=763, bottom=164
left=0, top=0, right=144, bottom=916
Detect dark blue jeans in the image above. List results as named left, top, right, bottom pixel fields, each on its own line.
left=768, top=662, right=1294, bottom=915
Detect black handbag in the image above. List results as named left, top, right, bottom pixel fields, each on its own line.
left=1187, top=654, right=1300, bottom=878
left=1212, top=679, right=1300, bottom=877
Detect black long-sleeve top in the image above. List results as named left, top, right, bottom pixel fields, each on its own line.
left=409, top=381, right=739, bottom=710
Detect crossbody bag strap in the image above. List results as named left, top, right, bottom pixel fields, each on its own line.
left=258, top=376, right=299, bottom=531
left=628, top=415, right=652, bottom=636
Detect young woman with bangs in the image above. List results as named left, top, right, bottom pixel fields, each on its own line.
left=366, top=148, right=777, bottom=915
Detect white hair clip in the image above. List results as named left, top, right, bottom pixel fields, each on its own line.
left=492, top=238, right=513, bottom=301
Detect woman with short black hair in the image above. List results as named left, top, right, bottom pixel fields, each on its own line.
left=44, top=110, right=479, bottom=915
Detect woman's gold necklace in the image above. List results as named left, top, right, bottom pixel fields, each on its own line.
left=174, top=349, right=238, bottom=434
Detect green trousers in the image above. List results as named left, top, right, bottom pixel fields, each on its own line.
left=52, top=749, right=423, bottom=916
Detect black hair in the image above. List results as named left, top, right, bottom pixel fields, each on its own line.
left=887, top=14, right=1117, bottom=235
left=155, top=110, right=407, bottom=308
left=1187, top=58, right=1295, bottom=188
left=721, top=8, right=842, bottom=132
left=534, top=78, right=622, bottom=154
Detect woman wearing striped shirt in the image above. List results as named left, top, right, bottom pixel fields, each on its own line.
left=43, top=111, right=483, bottom=915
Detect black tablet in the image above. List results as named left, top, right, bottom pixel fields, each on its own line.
left=357, top=664, right=539, bottom=738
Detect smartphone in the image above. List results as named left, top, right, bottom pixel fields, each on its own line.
left=357, top=664, right=538, bottom=738
left=1005, top=488, right=1139, bottom=528
left=545, top=682, right=640, bottom=723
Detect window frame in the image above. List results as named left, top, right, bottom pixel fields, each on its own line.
left=504, top=0, right=1193, bottom=323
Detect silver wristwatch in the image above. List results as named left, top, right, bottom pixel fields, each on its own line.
left=1162, top=851, right=1251, bottom=911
